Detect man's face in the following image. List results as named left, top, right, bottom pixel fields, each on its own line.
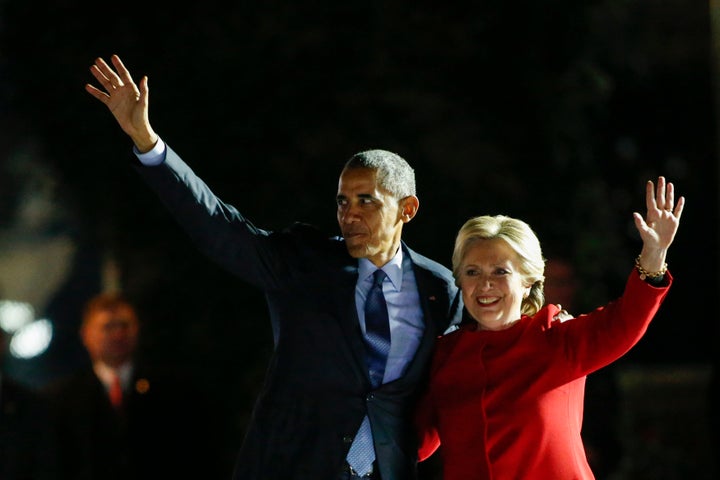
left=336, top=167, right=410, bottom=267
left=81, top=305, right=138, bottom=368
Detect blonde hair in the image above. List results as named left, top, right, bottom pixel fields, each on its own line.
left=452, top=215, right=546, bottom=315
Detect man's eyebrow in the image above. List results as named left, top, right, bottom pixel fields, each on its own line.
left=336, top=193, right=375, bottom=200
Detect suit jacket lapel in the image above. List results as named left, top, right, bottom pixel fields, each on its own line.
left=335, top=263, right=371, bottom=385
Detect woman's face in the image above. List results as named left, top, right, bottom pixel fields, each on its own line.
left=457, top=238, right=530, bottom=331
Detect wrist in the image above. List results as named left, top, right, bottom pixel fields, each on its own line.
left=132, top=131, right=158, bottom=154
left=634, top=254, right=667, bottom=281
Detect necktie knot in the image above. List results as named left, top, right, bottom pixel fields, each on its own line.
left=372, top=269, right=387, bottom=287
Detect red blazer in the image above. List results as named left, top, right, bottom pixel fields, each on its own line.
left=416, top=270, right=672, bottom=480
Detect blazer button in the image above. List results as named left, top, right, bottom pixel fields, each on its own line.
left=343, top=435, right=353, bottom=444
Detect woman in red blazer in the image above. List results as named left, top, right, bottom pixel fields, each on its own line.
left=415, top=177, right=684, bottom=479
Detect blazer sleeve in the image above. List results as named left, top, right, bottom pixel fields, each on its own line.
left=414, top=386, right=441, bottom=461
left=553, top=269, right=673, bottom=378
left=132, top=145, right=329, bottom=290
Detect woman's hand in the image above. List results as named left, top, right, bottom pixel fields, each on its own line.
left=633, top=176, right=685, bottom=273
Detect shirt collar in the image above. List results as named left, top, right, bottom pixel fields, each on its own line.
left=358, top=247, right=404, bottom=291
left=94, top=361, right=133, bottom=388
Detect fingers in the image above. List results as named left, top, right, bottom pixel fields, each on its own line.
left=89, top=64, right=110, bottom=92
left=656, top=176, right=676, bottom=213
left=553, top=307, right=573, bottom=322
left=90, top=55, right=136, bottom=94
left=665, top=180, right=675, bottom=212
left=111, top=54, right=135, bottom=87
left=674, top=195, right=686, bottom=220
left=655, top=176, right=667, bottom=209
left=139, top=75, right=149, bottom=102
left=639, top=176, right=685, bottom=237
left=88, top=64, right=116, bottom=95
left=632, top=211, right=648, bottom=234
left=95, top=57, right=124, bottom=89
left=647, top=176, right=678, bottom=213
left=84, top=83, right=108, bottom=103
left=645, top=179, right=655, bottom=211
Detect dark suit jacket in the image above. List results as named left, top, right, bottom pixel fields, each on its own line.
left=43, top=363, right=222, bottom=480
left=0, top=376, right=57, bottom=480
left=134, top=146, right=463, bottom=480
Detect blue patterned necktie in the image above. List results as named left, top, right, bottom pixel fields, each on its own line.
left=363, top=269, right=391, bottom=387
left=346, top=269, right=391, bottom=476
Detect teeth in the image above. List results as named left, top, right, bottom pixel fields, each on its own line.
left=477, top=298, right=496, bottom=304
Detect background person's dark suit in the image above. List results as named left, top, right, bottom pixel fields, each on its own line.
left=133, top=146, right=463, bottom=480
left=0, top=376, right=58, bottom=480
left=44, top=364, right=220, bottom=480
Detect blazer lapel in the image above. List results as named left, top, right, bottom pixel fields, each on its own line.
left=335, top=263, right=371, bottom=385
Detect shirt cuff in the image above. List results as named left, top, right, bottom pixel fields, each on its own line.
left=133, top=137, right=166, bottom=166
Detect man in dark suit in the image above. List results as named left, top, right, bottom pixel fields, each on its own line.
left=84, top=54, right=463, bottom=480
left=44, top=293, right=222, bottom=480
left=0, top=326, right=57, bottom=480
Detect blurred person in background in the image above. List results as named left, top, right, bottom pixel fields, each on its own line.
left=44, top=292, right=223, bottom=480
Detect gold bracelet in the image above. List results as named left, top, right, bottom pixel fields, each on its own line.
left=634, top=255, right=667, bottom=280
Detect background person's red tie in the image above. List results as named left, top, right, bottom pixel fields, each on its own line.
left=109, top=373, right=123, bottom=409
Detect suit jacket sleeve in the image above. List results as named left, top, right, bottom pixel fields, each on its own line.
left=132, top=145, right=327, bottom=291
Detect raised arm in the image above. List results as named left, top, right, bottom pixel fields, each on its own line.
left=85, top=55, right=158, bottom=153
left=632, top=176, right=685, bottom=277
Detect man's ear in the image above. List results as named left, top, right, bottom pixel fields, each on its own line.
left=400, top=196, right=420, bottom=223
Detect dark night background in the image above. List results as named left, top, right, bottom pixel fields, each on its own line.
left=0, top=1, right=717, bottom=478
